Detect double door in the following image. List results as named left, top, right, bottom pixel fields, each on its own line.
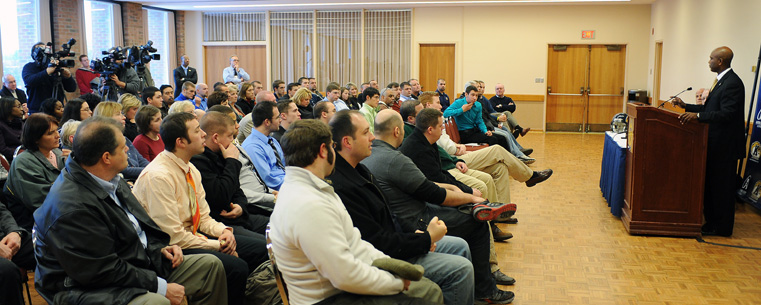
left=546, top=44, right=626, bottom=132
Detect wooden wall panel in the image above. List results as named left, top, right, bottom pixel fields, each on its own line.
left=204, top=45, right=266, bottom=87
left=419, top=44, right=455, bottom=94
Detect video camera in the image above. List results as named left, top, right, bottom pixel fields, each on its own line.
left=125, top=40, right=160, bottom=68
left=90, top=46, right=126, bottom=77
left=32, top=38, right=77, bottom=68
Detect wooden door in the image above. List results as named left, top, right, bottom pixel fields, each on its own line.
left=419, top=44, right=455, bottom=95
left=653, top=42, right=663, bottom=106
left=586, top=45, right=626, bottom=132
left=546, top=45, right=588, bottom=131
left=204, top=45, right=267, bottom=86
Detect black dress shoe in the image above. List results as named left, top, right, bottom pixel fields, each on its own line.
left=520, top=148, right=533, bottom=156
left=492, top=270, right=516, bottom=285
left=526, top=169, right=553, bottom=187
left=493, top=217, right=518, bottom=224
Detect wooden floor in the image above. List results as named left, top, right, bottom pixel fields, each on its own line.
left=23, top=132, right=761, bottom=304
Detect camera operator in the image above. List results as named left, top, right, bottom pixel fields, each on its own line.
left=22, top=42, right=76, bottom=114
left=107, top=57, right=140, bottom=98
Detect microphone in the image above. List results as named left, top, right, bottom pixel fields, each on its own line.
left=658, top=87, right=692, bottom=108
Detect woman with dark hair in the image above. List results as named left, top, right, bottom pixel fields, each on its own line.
left=3, top=113, right=65, bottom=230
left=340, top=86, right=360, bottom=110
left=236, top=82, right=255, bottom=114
left=0, top=96, right=25, bottom=161
left=60, top=98, right=93, bottom=124
left=39, top=98, right=64, bottom=120
left=132, top=105, right=164, bottom=161
left=79, top=93, right=102, bottom=112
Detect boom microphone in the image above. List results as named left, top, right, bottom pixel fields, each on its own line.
left=658, top=87, right=692, bottom=108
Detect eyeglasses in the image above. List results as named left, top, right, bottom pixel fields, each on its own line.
left=331, top=142, right=337, bottom=149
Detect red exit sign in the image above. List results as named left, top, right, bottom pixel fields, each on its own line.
left=582, top=30, right=595, bottom=39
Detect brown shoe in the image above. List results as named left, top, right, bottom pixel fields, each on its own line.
left=520, top=127, right=531, bottom=137
left=491, top=223, right=513, bottom=241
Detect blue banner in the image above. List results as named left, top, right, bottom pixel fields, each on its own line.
left=738, top=70, right=761, bottom=210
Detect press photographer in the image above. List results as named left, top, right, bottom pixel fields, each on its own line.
left=92, top=46, right=140, bottom=101
left=21, top=40, right=77, bottom=114
left=125, top=40, right=161, bottom=90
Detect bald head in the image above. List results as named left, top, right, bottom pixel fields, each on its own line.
left=374, top=109, right=404, bottom=148
left=255, top=91, right=276, bottom=104
left=709, top=46, right=734, bottom=73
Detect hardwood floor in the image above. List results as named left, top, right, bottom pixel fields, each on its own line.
left=495, top=132, right=761, bottom=304
left=23, top=132, right=761, bottom=304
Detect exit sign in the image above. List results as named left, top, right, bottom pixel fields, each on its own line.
left=582, top=30, right=595, bottom=39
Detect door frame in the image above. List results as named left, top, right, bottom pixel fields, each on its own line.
left=544, top=43, right=628, bottom=132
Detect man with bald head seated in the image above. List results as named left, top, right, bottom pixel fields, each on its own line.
left=361, top=109, right=516, bottom=304
left=671, top=46, right=745, bottom=237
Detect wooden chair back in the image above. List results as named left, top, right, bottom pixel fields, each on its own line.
left=265, top=224, right=289, bottom=305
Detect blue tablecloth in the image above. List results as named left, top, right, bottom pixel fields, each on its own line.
left=600, top=131, right=627, bottom=217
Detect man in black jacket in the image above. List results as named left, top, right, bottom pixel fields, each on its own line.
left=354, top=110, right=516, bottom=304
left=22, top=43, right=76, bottom=113
left=173, top=55, right=198, bottom=98
left=1, top=74, right=28, bottom=105
left=672, top=46, right=745, bottom=237
left=0, top=196, right=34, bottom=305
left=327, top=114, right=475, bottom=305
left=190, top=111, right=270, bottom=234
left=33, top=116, right=227, bottom=305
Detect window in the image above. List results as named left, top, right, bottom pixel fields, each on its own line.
left=204, top=12, right=266, bottom=42
left=270, top=11, right=313, bottom=85
left=84, top=0, right=118, bottom=61
left=364, top=10, right=411, bottom=87
left=315, top=11, right=361, bottom=88
left=145, top=8, right=170, bottom=88
left=1, top=0, right=42, bottom=91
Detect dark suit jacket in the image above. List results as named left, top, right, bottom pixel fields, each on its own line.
left=173, top=66, right=198, bottom=98
left=0, top=86, right=27, bottom=104
left=685, top=69, right=745, bottom=160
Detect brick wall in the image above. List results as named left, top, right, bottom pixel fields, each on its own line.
left=121, top=2, right=145, bottom=47
left=175, top=11, right=186, bottom=67
left=51, top=0, right=84, bottom=99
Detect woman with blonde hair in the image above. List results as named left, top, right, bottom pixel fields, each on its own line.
left=118, top=93, right=142, bottom=141
left=93, top=101, right=149, bottom=181
left=291, top=87, right=314, bottom=119
left=227, top=84, right=244, bottom=121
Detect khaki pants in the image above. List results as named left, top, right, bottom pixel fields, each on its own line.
left=457, top=145, right=533, bottom=203
left=128, top=254, right=228, bottom=305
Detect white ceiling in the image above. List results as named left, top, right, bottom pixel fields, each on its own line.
left=124, top=0, right=655, bottom=12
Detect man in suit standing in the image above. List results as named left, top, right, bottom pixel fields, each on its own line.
left=173, top=55, right=198, bottom=98
left=0, top=75, right=27, bottom=105
left=672, top=46, right=745, bottom=237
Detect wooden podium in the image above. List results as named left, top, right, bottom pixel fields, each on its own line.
left=622, top=103, right=708, bottom=237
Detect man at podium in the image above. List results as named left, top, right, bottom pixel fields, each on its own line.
left=672, top=46, right=745, bottom=237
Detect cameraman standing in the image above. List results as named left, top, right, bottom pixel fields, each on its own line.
left=22, top=42, right=76, bottom=114
left=105, top=57, right=140, bottom=100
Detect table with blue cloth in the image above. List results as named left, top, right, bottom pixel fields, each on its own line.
left=600, top=131, right=627, bottom=217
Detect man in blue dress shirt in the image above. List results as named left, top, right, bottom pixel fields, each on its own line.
left=241, top=101, right=286, bottom=190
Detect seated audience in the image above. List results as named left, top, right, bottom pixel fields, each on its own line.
left=79, top=92, right=102, bottom=113
left=59, top=98, right=92, bottom=125
left=359, top=87, right=381, bottom=133
left=292, top=87, right=315, bottom=119
left=190, top=111, right=270, bottom=234
left=209, top=106, right=277, bottom=208
left=227, top=84, right=245, bottom=120
left=207, top=90, right=230, bottom=108
left=169, top=100, right=196, bottom=116
left=360, top=109, right=517, bottom=304
left=0, top=196, right=35, bottom=305
left=237, top=82, right=256, bottom=115
left=443, top=86, right=514, bottom=154
left=343, top=84, right=361, bottom=110
left=328, top=112, right=476, bottom=305
left=1, top=74, right=27, bottom=105
left=33, top=116, right=227, bottom=305
left=0, top=96, right=24, bottom=161
left=4, top=114, right=64, bottom=230
left=142, top=86, right=168, bottom=117
left=133, top=105, right=164, bottom=161
left=313, top=100, right=336, bottom=125
left=118, top=93, right=142, bottom=141
left=133, top=112, right=268, bottom=305
left=194, top=83, right=209, bottom=110
left=270, top=99, right=301, bottom=143
left=39, top=98, right=63, bottom=121
left=60, top=119, right=80, bottom=150
left=174, top=81, right=196, bottom=102
left=160, top=84, right=175, bottom=110
left=93, top=102, right=150, bottom=181
left=270, top=119, right=442, bottom=305
left=237, top=91, right=277, bottom=143
left=489, top=83, right=530, bottom=138
left=472, top=81, right=534, bottom=163
left=241, top=101, right=286, bottom=190
left=322, top=83, right=349, bottom=112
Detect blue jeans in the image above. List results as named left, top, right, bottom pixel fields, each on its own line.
left=408, top=236, right=475, bottom=305
left=493, top=128, right=526, bottom=157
